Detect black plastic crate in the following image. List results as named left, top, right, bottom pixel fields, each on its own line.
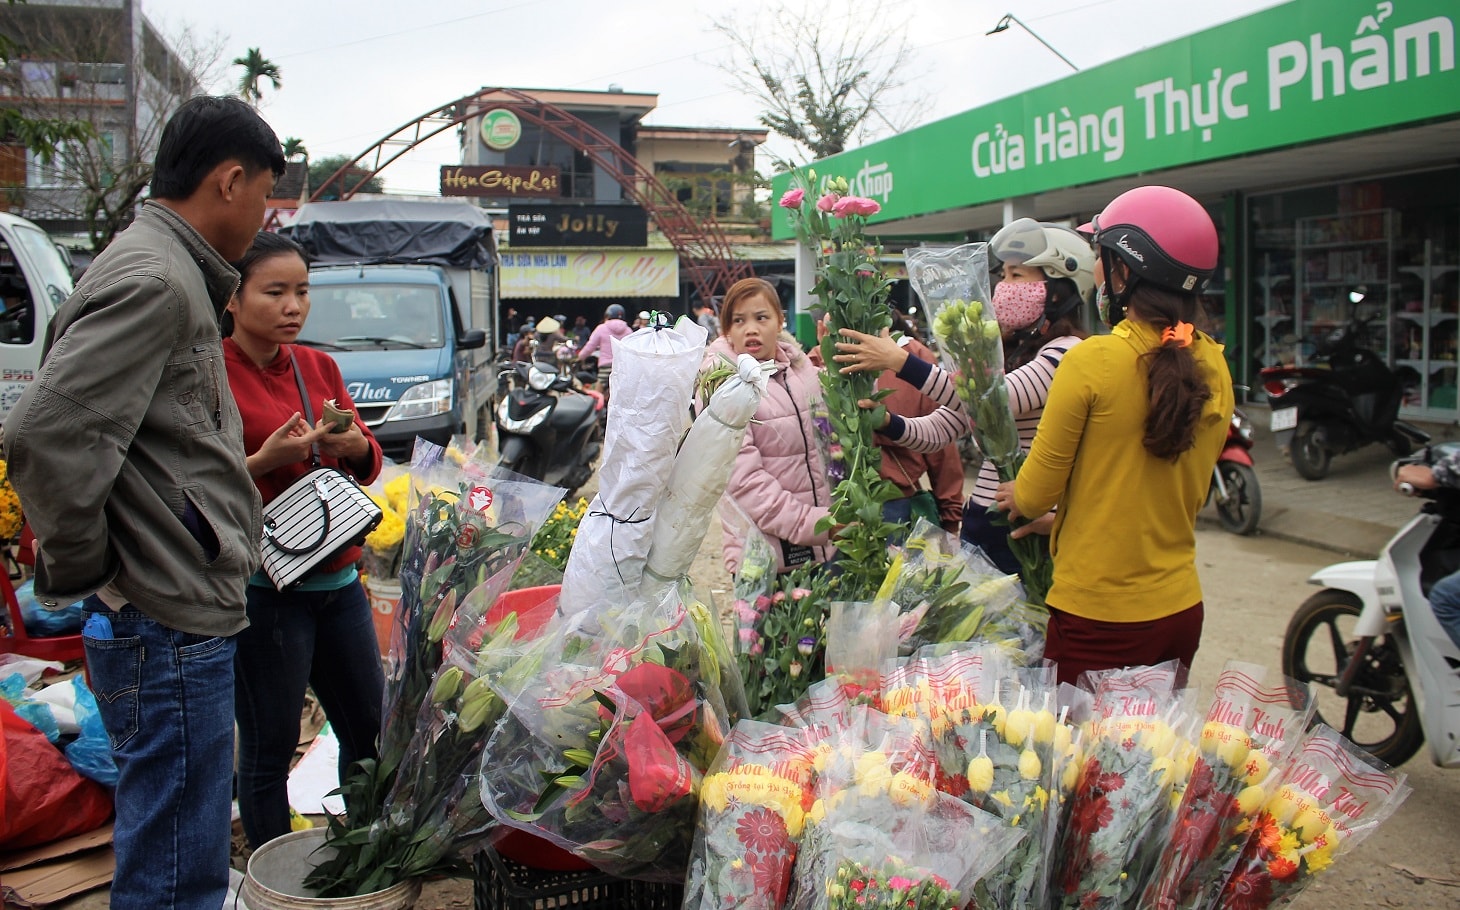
left=472, top=848, right=684, bottom=910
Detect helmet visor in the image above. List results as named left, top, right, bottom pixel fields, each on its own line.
left=990, top=218, right=1048, bottom=266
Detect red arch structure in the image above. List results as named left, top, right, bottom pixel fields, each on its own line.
left=309, top=87, right=754, bottom=304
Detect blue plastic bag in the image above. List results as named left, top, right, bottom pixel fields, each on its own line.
left=64, top=676, right=116, bottom=786
left=14, top=579, right=83, bottom=637
left=0, top=671, right=60, bottom=742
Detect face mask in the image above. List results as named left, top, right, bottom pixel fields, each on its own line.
left=992, top=280, right=1048, bottom=332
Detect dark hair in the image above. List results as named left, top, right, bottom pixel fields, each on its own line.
left=221, top=231, right=308, bottom=336
left=1129, top=282, right=1212, bottom=461
left=152, top=96, right=286, bottom=200
left=1004, top=276, right=1089, bottom=371
left=718, top=277, right=782, bottom=335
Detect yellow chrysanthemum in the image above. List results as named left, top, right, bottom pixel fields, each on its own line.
left=1237, top=784, right=1267, bottom=815
left=887, top=772, right=934, bottom=808
left=1018, top=749, right=1042, bottom=781
left=967, top=755, right=995, bottom=793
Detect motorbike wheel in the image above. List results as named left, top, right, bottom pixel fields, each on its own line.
left=1290, top=421, right=1331, bottom=481
left=1281, top=590, right=1424, bottom=766
left=1213, top=462, right=1262, bottom=535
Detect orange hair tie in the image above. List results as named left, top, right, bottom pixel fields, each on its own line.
left=1161, top=322, right=1194, bottom=348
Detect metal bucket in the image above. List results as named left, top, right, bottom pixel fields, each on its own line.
left=242, top=828, right=421, bottom=909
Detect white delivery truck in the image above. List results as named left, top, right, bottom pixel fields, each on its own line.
left=0, top=212, right=77, bottom=425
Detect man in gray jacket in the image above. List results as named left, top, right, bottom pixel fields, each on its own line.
left=3, top=96, right=284, bottom=910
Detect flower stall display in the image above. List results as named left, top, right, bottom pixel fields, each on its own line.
left=479, top=582, right=738, bottom=881
left=779, top=171, right=903, bottom=600
left=684, top=721, right=818, bottom=910
left=1212, top=724, right=1409, bottom=910
left=733, top=555, right=836, bottom=722
left=1139, top=662, right=1316, bottom=910
left=908, top=243, right=1054, bottom=602
left=560, top=316, right=708, bottom=617
left=305, top=440, right=565, bottom=897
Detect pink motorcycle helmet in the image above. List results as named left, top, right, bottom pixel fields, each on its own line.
left=1080, top=186, right=1218, bottom=293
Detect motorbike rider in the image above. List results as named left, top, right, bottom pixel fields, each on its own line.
left=1393, top=457, right=1460, bottom=649
left=832, top=218, right=1096, bottom=574
left=578, top=303, right=634, bottom=402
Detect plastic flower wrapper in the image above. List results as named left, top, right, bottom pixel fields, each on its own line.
left=1202, top=724, right=1409, bottom=910
left=378, top=442, right=566, bottom=782
left=684, top=721, right=818, bottom=910
left=642, top=352, right=770, bottom=603
left=909, top=242, right=1053, bottom=602
left=797, top=779, right=1024, bottom=910
left=305, top=585, right=557, bottom=896
left=874, top=518, right=1041, bottom=658
left=741, top=565, right=834, bottom=722
left=775, top=675, right=854, bottom=740
left=824, top=599, right=900, bottom=708
left=1053, top=664, right=1200, bottom=910
left=1140, top=662, right=1316, bottom=910
left=479, top=583, right=737, bottom=880
left=560, top=315, right=708, bottom=617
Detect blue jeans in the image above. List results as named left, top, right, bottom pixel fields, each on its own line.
left=233, top=579, right=384, bottom=848
left=81, top=599, right=236, bottom=910
left=1426, top=570, right=1460, bottom=650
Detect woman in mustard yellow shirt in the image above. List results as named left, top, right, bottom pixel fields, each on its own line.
left=995, top=186, right=1234, bottom=686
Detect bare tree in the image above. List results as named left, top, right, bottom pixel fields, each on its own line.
left=711, top=0, right=930, bottom=165
left=0, top=3, right=226, bottom=249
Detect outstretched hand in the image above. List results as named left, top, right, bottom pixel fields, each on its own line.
left=833, top=327, right=908, bottom=375
left=250, top=413, right=328, bottom=477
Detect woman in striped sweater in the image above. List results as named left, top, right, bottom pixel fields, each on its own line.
left=834, top=220, right=1096, bottom=575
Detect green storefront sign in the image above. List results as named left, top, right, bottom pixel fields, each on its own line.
left=771, top=0, right=1459, bottom=238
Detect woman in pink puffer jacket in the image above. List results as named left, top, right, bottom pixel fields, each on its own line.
left=706, top=278, right=833, bottom=575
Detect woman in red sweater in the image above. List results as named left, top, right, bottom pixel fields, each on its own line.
left=223, top=231, right=385, bottom=849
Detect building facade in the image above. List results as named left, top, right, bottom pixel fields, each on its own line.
left=0, top=0, right=200, bottom=249
left=772, top=0, right=1460, bottom=419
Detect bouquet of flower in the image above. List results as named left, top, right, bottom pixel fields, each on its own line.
left=824, top=599, right=901, bottom=709
left=531, top=496, right=588, bottom=571
left=874, top=518, right=1041, bottom=658
left=307, top=444, right=565, bottom=896
left=1213, top=724, right=1410, bottom=910
left=909, top=243, right=1054, bottom=602
left=1054, top=664, right=1199, bottom=910
left=735, top=559, right=835, bottom=721
left=0, top=456, right=24, bottom=542
left=684, top=721, right=818, bottom=910
left=779, top=171, right=903, bottom=600
left=362, top=469, right=410, bottom=581
left=1139, top=662, right=1316, bottom=910
left=479, top=583, right=738, bottom=880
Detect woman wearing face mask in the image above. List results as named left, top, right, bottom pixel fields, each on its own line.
left=222, top=231, right=385, bottom=849
left=833, top=220, right=1096, bottom=575
left=993, top=186, right=1234, bottom=685
left=706, top=277, right=833, bottom=575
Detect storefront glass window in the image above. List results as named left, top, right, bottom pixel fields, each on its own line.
left=1246, top=167, right=1460, bottom=419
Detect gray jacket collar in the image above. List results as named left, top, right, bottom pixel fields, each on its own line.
left=137, top=200, right=241, bottom=314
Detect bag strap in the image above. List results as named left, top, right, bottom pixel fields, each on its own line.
left=261, top=471, right=333, bottom=554
left=883, top=445, right=926, bottom=494
left=287, top=349, right=321, bottom=468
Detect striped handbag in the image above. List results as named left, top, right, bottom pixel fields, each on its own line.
left=258, top=352, right=382, bottom=590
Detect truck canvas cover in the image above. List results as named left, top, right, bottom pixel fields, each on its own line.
left=288, top=199, right=496, bottom=270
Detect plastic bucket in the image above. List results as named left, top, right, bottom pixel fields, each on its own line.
left=363, top=578, right=400, bottom=658
left=242, top=828, right=421, bottom=909
left=484, top=584, right=593, bottom=872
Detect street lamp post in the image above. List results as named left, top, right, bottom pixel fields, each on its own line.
left=987, top=13, right=1080, bottom=72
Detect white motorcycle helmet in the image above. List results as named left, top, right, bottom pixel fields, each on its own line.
left=990, top=218, right=1097, bottom=308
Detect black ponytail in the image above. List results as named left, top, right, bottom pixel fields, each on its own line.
left=1130, top=284, right=1212, bottom=461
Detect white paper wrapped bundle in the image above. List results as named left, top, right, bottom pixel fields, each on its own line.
left=559, top=316, right=709, bottom=617
left=641, top=354, right=772, bottom=601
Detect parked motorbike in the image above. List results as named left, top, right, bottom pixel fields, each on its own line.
left=1260, top=312, right=1428, bottom=480
left=1281, top=443, right=1460, bottom=767
left=495, top=361, right=603, bottom=496
left=1209, top=405, right=1261, bottom=535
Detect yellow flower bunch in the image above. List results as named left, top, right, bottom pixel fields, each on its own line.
left=700, top=765, right=809, bottom=837
left=0, top=458, right=22, bottom=541
left=365, top=491, right=406, bottom=555
left=530, top=496, right=588, bottom=571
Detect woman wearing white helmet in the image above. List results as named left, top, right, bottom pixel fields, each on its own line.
left=833, top=218, right=1094, bottom=576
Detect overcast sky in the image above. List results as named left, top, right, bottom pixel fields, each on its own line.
left=137, top=0, right=1285, bottom=195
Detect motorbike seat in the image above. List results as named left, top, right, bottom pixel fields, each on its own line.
left=548, top=393, right=594, bottom=429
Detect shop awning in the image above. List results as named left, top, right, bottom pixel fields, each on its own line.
left=500, top=248, right=679, bottom=298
